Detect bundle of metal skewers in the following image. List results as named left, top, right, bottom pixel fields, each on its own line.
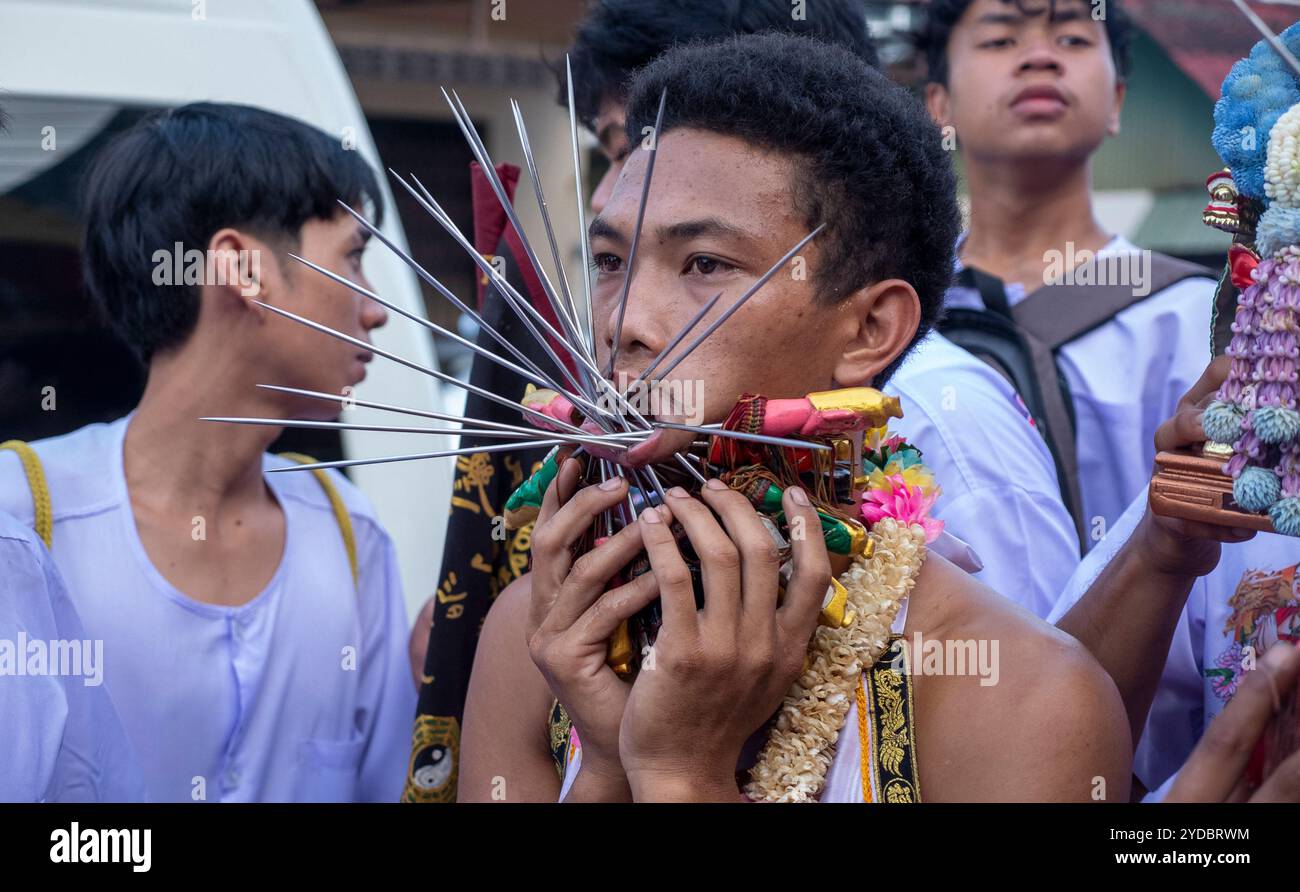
left=202, top=62, right=908, bottom=677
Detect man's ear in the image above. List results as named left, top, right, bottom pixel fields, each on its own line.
left=1107, top=79, right=1127, bottom=138
left=832, top=278, right=922, bottom=387
left=924, top=81, right=952, bottom=130
left=205, top=227, right=273, bottom=308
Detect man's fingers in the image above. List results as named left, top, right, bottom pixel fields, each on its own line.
left=1154, top=407, right=1211, bottom=454
left=1166, top=641, right=1300, bottom=801
left=1250, top=745, right=1300, bottom=802
left=569, top=570, right=663, bottom=648
left=663, top=487, right=742, bottom=627
left=698, top=479, right=783, bottom=620
left=532, top=468, right=628, bottom=569
left=777, top=486, right=832, bottom=637
left=545, top=504, right=673, bottom=632
left=639, top=504, right=700, bottom=636
left=1178, top=355, right=1231, bottom=412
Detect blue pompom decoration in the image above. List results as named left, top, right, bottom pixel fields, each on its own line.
left=1253, top=405, right=1300, bottom=445
left=1257, top=205, right=1300, bottom=256
left=1202, top=400, right=1245, bottom=444
left=1213, top=22, right=1300, bottom=201
left=1235, top=465, right=1281, bottom=512
left=1270, top=497, right=1300, bottom=537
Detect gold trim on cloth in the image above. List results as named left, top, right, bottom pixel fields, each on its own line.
left=547, top=699, right=574, bottom=780
left=402, top=715, right=460, bottom=803
left=862, top=635, right=922, bottom=803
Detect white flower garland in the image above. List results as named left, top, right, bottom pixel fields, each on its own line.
left=744, top=518, right=927, bottom=803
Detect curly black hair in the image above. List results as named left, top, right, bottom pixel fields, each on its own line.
left=623, top=32, right=959, bottom=382
left=81, top=102, right=384, bottom=363
left=921, top=0, right=1133, bottom=85
left=561, top=0, right=878, bottom=131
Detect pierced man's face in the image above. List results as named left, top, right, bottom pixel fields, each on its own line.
left=589, top=127, right=863, bottom=428
left=925, top=0, right=1125, bottom=165
left=258, top=211, right=388, bottom=417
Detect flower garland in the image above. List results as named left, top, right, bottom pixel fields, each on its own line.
left=744, top=429, right=937, bottom=802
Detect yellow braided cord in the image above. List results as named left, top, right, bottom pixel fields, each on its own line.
left=277, top=453, right=358, bottom=587
left=1, top=441, right=52, bottom=549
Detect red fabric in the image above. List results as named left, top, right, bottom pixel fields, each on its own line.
left=1230, top=243, right=1260, bottom=291
left=469, top=161, right=577, bottom=378
left=470, top=161, right=519, bottom=310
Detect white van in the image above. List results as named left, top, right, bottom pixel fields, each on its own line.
left=0, top=0, right=450, bottom=619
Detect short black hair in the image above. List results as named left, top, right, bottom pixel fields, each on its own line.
left=81, top=102, right=385, bottom=362
left=563, top=0, right=879, bottom=131
left=922, top=0, right=1133, bottom=85
left=624, top=32, right=959, bottom=383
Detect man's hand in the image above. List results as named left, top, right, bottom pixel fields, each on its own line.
left=1165, top=641, right=1300, bottom=802
left=618, top=480, right=830, bottom=802
left=526, top=457, right=667, bottom=799
left=1140, top=356, right=1256, bottom=578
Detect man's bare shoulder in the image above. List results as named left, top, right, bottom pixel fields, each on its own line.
left=905, top=554, right=1132, bottom=801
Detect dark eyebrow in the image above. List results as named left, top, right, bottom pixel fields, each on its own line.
left=974, top=11, right=1026, bottom=26
left=976, top=1, right=1089, bottom=26
left=656, top=217, right=756, bottom=245
left=588, top=215, right=627, bottom=246
left=589, top=215, right=760, bottom=248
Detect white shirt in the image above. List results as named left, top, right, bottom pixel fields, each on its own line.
left=1049, top=489, right=1300, bottom=798
left=0, top=416, right=416, bottom=802
left=947, top=236, right=1217, bottom=545
left=0, top=510, right=146, bottom=802
left=886, top=332, right=1080, bottom=618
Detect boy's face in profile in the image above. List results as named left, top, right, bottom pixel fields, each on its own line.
left=590, top=96, right=632, bottom=215
left=927, top=0, right=1124, bottom=164
left=588, top=127, right=866, bottom=427
left=255, top=211, right=388, bottom=416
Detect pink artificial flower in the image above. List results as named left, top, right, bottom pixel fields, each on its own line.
left=860, top=473, right=944, bottom=543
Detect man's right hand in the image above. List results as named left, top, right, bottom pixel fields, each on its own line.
left=525, top=457, right=666, bottom=797
left=1139, top=356, right=1256, bottom=579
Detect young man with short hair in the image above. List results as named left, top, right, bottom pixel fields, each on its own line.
left=922, top=0, right=1218, bottom=543
left=458, top=33, right=1130, bottom=802
left=0, top=103, right=415, bottom=802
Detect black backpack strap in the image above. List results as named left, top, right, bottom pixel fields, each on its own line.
left=949, top=269, right=1087, bottom=549
left=1013, top=252, right=1214, bottom=350
left=1020, top=330, right=1087, bottom=547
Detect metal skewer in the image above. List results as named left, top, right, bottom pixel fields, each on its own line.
left=266, top=438, right=584, bottom=474
left=606, top=87, right=668, bottom=378
left=200, top=416, right=645, bottom=447
left=251, top=300, right=591, bottom=437
left=285, top=252, right=612, bottom=423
